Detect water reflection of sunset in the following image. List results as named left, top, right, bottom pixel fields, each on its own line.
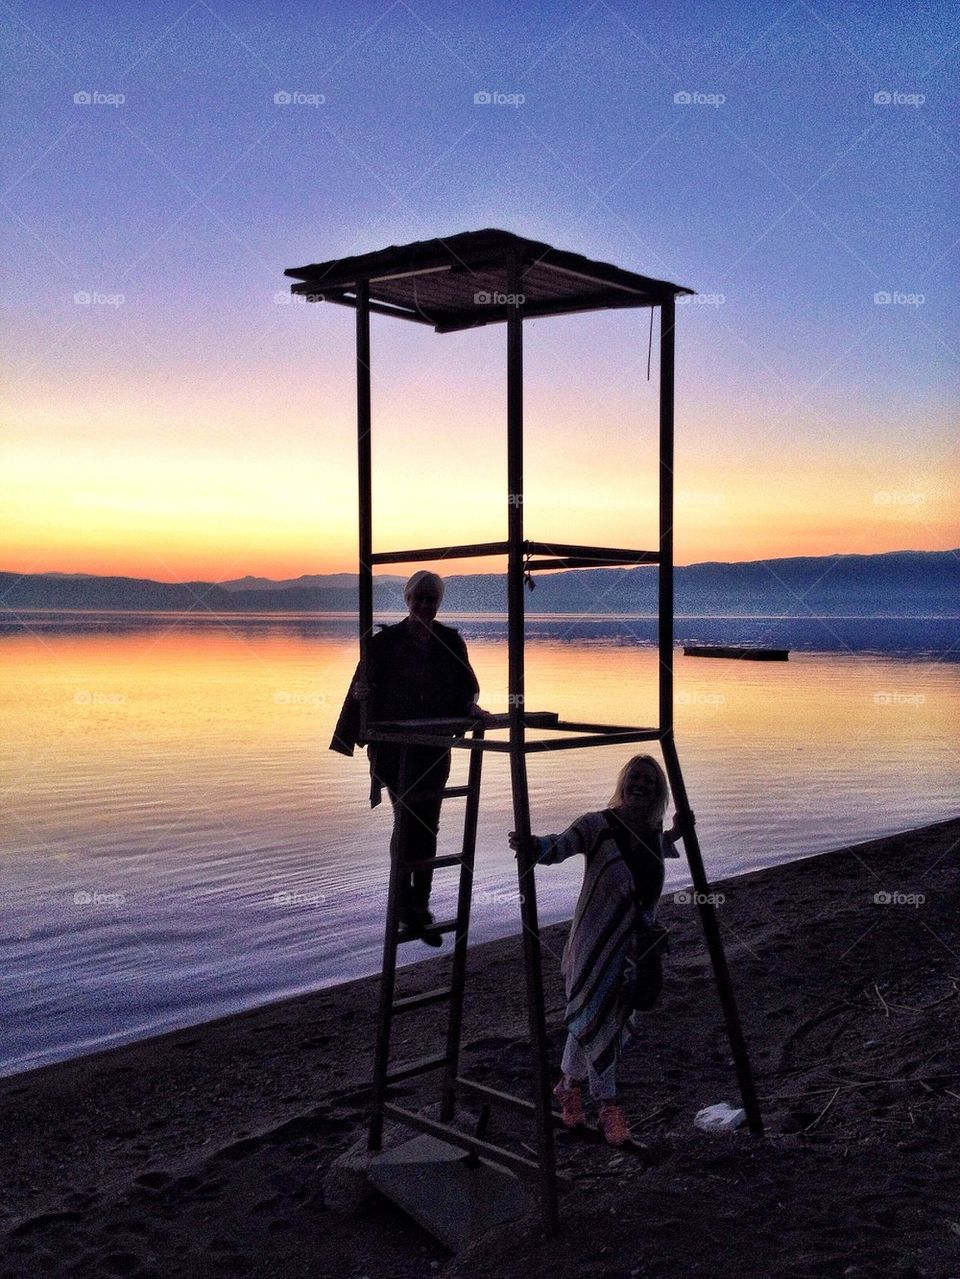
left=3, top=621, right=957, bottom=1075
left=4, top=627, right=955, bottom=857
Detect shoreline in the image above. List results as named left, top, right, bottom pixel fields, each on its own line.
left=2, top=816, right=954, bottom=1085
left=3, top=816, right=959, bottom=1277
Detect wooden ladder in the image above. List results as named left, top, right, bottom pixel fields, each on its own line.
left=367, top=719, right=557, bottom=1214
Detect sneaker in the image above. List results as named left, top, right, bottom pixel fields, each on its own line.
left=598, top=1101, right=631, bottom=1147
left=552, top=1077, right=586, bottom=1128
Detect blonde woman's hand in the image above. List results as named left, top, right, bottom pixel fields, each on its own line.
left=508, top=830, right=538, bottom=859
left=667, top=810, right=695, bottom=841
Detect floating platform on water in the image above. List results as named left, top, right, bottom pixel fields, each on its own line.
left=683, top=645, right=789, bottom=661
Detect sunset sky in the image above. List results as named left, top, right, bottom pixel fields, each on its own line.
left=2, top=0, right=956, bottom=582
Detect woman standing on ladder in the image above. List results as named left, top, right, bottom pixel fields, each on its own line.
left=330, top=570, right=491, bottom=945
left=510, top=755, right=691, bottom=1145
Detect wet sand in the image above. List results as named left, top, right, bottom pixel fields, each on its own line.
left=2, top=817, right=958, bottom=1279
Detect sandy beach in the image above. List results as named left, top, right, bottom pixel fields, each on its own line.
left=2, top=817, right=958, bottom=1279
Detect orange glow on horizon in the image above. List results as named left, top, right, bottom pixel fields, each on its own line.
left=1, top=519, right=955, bottom=585
left=3, top=385, right=955, bottom=582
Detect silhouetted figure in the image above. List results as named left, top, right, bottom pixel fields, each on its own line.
left=330, top=571, right=489, bottom=945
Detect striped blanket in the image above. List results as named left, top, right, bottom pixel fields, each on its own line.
left=535, top=809, right=674, bottom=1075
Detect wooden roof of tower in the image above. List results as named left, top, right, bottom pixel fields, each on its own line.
left=284, top=228, right=694, bottom=333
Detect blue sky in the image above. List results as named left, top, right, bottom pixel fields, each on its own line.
left=2, top=0, right=956, bottom=578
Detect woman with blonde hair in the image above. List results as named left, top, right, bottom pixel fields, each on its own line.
left=509, top=755, right=691, bottom=1145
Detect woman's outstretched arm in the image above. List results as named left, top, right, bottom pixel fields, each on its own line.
left=508, top=811, right=604, bottom=865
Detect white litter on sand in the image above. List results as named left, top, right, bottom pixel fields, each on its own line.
left=694, top=1102, right=747, bottom=1132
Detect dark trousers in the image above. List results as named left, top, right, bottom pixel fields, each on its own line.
left=387, top=787, right=444, bottom=917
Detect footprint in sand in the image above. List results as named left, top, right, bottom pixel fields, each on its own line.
left=9, top=1209, right=84, bottom=1237
left=217, top=1136, right=264, bottom=1162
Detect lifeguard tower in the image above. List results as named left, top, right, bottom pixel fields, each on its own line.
left=286, top=230, right=762, bottom=1240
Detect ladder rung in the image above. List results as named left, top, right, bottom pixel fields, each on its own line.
left=456, top=1076, right=579, bottom=1130
left=441, top=785, right=472, bottom=798
left=455, top=1076, right=537, bottom=1114
left=385, top=1053, right=448, bottom=1084
left=392, top=986, right=453, bottom=1013
left=382, top=1103, right=541, bottom=1178
left=401, top=853, right=464, bottom=872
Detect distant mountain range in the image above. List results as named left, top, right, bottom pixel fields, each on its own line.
left=1, top=551, right=956, bottom=616
left=218, top=573, right=409, bottom=592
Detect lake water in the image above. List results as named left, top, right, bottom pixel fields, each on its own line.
left=2, top=612, right=958, bottom=1077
